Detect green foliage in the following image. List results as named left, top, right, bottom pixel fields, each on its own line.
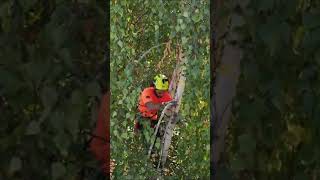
left=0, top=0, right=107, bottom=179
left=224, top=0, right=320, bottom=179
left=111, top=0, right=209, bottom=178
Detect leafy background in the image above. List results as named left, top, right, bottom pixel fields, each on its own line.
left=216, top=0, right=320, bottom=179
left=3, top=0, right=315, bottom=179
left=110, top=0, right=210, bottom=179
left=0, top=1, right=107, bottom=179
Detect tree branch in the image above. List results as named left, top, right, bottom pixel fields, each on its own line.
left=137, top=43, right=167, bottom=62
left=211, top=0, right=243, bottom=178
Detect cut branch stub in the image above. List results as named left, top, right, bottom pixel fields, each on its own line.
left=158, top=45, right=187, bottom=172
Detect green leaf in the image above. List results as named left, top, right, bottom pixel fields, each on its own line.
left=271, top=95, right=284, bottom=112
left=113, top=129, right=119, bottom=138
left=112, top=111, right=118, bottom=118
left=86, top=81, right=101, bottom=97
left=121, top=120, right=127, bottom=127
left=180, top=23, right=186, bottom=30
left=294, top=172, right=309, bottom=180
left=155, top=140, right=160, bottom=149
left=117, top=40, right=123, bottom=48
left=9, top=157, right=22, bottom=173
left=303, top=92, right=314, bottom=117
left=302, top=28, right=320, bottom=50
left=71, top=89, right=86, bottom=106
left=312, top=103, right=320, bottom=128
left=175, top=25, right=180, bottom=32
left=78, top=0, right=90, bottom=3
left=182, top=37, right=188, bottom=44
left=0, top=69, right=22, bottom=94
left=54, top=132, right=70, bottom=156
left=25, top=121, right=41, bottom=135
left=24, top=61, right=51, bottom=85
left=257, top=20, right=280, bottom=55
left=192, top=13, right=201, bottom=23
left=230, top=156, right=245, bottom=171
left=51, top=162, right=66, bottom=180
left=59, top=48, right=73, bottom=68
left=144, top=131, right=151, bottom=143
left=125, top=113, right=131, bottom=119
left=238, top=102, right=261, bottom=125
left=51, top=25, right=68, bottom=49
left=243, top=62, right=259, bottom=84
left=298, top=145, right=315, bottom=165
left=303, top=12, right=320, bottom=30
left=293, top=26, right=305, bottom=51
left=19, top=0, right=38, bottom=12
left=238, top=134, right=256, bottom=154
left=49, top=111, right=65, bottom=132
left=257, top=0, right=275, bottom=11
left=231, top=14, right=245, bottom=29
left=65, top=110, right=80, bottom=141
left=279, top=22, right=291, bottom=44
left=140, top=167, right=146, bottom=173
left=183, top=11, right=189, bottom=18
left=121, top=132, right=128, bottom=139
left=41, top=86, right=58, bottom=108
left=155, top=24, right=159, bottom=30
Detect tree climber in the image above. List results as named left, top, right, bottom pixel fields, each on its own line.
left=89, top=92, right=110, bottom=177
left=89, top=61, right=115, bottom=178
left=134, top=74, right=176, bottom=134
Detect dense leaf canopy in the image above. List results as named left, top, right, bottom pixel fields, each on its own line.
left=0, top=1, right=107, bottom=179
left=110, top=0, right=210, bottom=179
left=216, top=0, right=320, bottom=179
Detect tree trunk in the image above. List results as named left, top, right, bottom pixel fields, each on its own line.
left=211, top=0, right=242, bottom=178
left=158, top=46, right=187, bottom=171
left=89, top=91, right=110, bottom=176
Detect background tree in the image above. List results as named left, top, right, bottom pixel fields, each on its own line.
left=0, top=1, right=107, bottom=179
left=212, top=0, right=320, bottom=179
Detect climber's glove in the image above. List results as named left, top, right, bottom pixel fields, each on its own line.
left=170, top=100, right=178, bottom=106
left=162, top=100, right=178, bottom=106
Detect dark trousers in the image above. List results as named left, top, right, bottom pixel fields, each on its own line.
left=134, top=114, right=158, bottom=130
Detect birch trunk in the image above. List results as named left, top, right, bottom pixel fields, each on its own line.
left=211, top=0, right=243, bottom=178
left=158, top=46, right=187, bottom=171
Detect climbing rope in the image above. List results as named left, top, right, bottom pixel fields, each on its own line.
left=147, top=101, right=176, bottom=158
left=145, top=45, right=186, bottom=175
left=132, top=41, right=186, bottom=177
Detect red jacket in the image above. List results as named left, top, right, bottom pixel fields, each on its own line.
left=89, top=92, right=109, bottom=176
left=138, top=87, right=172, bottom=120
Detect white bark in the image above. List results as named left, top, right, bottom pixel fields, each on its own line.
left=211, top=0, right=243, bottom=178
left=157, top=46, right=187, bottom=171
left=212, top=45, right=241, bottom=166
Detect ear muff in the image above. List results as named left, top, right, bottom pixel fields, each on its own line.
left=153, top=74, right=169, bottom=90
left=162, top=78, right=168, bottom=84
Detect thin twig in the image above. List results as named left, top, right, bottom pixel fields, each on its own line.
left=81, top=130, right=108, bottom=143
left=157, top=40, right=172, bottom=70
left=215, top=99, right=233, bottom=131
left=137, top=43, right=167, bottom=62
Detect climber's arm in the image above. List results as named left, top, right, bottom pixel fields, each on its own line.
left=161, top=93, right=176, bottom=106
left=145, top=102, right=161, bottom=110
left=140, top=90, right=162, bottom=110
left=89, top=92, right=109, bottom=175
left=145, top=100, right=177, bottom=110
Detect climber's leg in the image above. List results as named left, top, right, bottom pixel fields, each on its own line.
left=134, top=114, right=147, bottom=134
